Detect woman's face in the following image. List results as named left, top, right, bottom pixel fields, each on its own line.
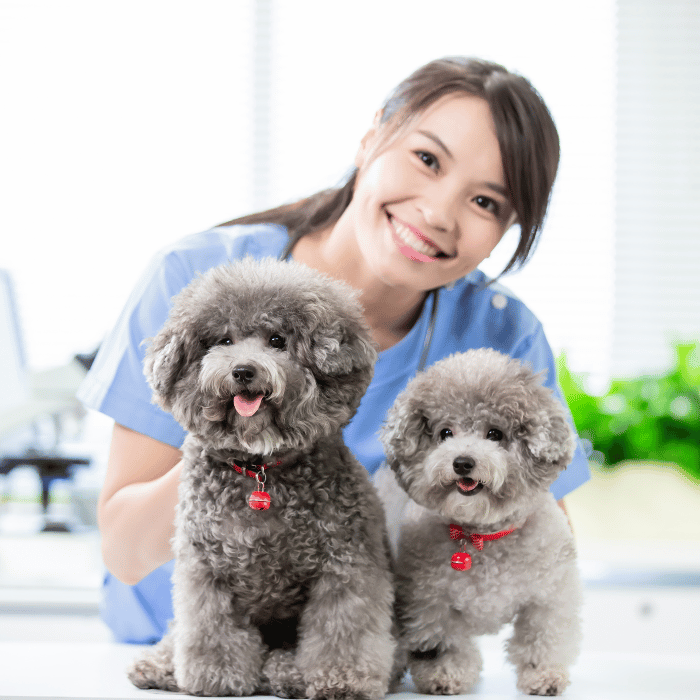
left=347, top=94, right=515, bottom=293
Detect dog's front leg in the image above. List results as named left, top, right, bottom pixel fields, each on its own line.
left=399, top=597, right=482, bottom=695
left=171, top=560, right=266, bottom=696
left=407, top=636, right=482, bottom=696
left=506, top=582, right=582, bottom=697
left=395, top=566, right=482, bottom=695
left=128, top=630, right=179, bottom=691
left=296, top=568, right=396, bottom=700
left=261, top=648, right=307, bottom=699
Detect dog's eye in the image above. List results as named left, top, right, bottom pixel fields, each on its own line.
left=269, top=334, right=286, bottom=350
left=439, top=428, right=453, bottom=441
left=486, top=428, right=503, bottom=442
left=216, top=338, right=232, bottom=347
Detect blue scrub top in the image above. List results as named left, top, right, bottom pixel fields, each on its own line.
left=79, top=224, right=590, bottom=643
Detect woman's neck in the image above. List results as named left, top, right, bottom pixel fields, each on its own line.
left=291, top=226, right=429, bottom=352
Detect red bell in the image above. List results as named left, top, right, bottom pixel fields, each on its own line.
left=451, top=552, right=472, bottom=571
left=249, top=490, right=271, bottom=510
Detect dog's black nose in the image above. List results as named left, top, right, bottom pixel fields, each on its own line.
left=453, top=456, right=475, bottom=476
left=232, top=365, right=256, bottom=383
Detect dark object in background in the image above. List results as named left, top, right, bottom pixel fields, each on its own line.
left=75, top=347, right=99, bottom=372
left=0, top=452, right=91, bottom=532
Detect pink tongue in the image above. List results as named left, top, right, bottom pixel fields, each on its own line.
left=233, top=394, right=264, bottom=417
left=458, top=478, right=479, bottom=493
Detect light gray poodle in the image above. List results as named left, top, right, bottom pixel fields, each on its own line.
left=380, top=348, right=582, bottom=696
left=128, top=257, right=396, bottom=698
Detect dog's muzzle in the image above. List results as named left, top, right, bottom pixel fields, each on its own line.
left=230, top=365, right=266, bottom=416
left=453, top=457, right=484, bottom=496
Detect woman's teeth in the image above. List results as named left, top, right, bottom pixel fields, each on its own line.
left=392, top=218, right=442, bottom=258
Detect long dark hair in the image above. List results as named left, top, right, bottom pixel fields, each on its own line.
left=220, top=57, right=560, bottom=276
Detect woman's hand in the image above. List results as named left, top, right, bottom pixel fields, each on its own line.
left=97, top=423, right=182, bottom=585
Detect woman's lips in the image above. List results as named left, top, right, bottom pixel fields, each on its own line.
left=388, top=215, right=447, bottom=262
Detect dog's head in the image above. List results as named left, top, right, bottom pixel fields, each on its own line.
left=144, top=257, right=377, bottom=454
left=381, top=348, right=575, bottom=525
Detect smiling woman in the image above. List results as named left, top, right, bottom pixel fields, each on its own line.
left=368, top=61, right=558, bottom=277
left=328, top=94, right=516, bottom=296
left=282, top=59, right=559, bottom=298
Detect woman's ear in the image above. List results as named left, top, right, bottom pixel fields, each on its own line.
left=354, top=110, right=383, bottom=169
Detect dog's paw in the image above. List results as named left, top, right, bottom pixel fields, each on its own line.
left=516, top=664, right=570, bottom=696
left=261, top=649, right=306, bottom=699
left=308, top=682, right=383, bottom=700
left=128, top=651, right=179, bottom=692
left=306, top=668, right=388, bottom=700
left=410, top=651, right=481, bottom=695
left=411, top=671, right=476, bottom=695
left=175, top=659, right=260, bottom=697
left=177, top=669, right=259, bottom=698
left=310, top=690, right=371, bottom=700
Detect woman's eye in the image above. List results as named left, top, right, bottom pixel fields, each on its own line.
left=415, top=150, right=439, bottom=170
left=486, top=428, right=503, bottom=442
left=269, top=334, right=286, bottom=350
left=439, top=428, right=453, bottom=441
left=474, top=195, right=500, bottom=216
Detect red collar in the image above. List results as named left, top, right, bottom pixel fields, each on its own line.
left=449, top=523, right=517, bottom=571
left=449, top=523, right=517, bottom=550
left=228, top=458, right=281, bottom=479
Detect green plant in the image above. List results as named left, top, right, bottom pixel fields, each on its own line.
left=557, top=342, right=700, bottom=482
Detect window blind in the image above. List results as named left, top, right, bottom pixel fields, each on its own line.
left=613, top=0, right=700, bottom=377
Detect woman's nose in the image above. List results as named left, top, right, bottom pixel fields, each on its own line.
left=418, top=184, right=458, bottom=232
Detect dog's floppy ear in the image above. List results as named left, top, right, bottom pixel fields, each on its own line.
left=304, top=276, right=378, bottom=383
left=521, top=400, right=576, bottom=472
left=144, top=326, right=190, bottom=412
left=381, top=394, right=431, bottom=474
left=312, top=326, right=377, bottom=378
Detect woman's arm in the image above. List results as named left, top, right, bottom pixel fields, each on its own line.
left=97, top=423, right=182, bottom=585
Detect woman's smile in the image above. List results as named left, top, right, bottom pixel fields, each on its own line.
left=387, top=214, right=451, bottom=262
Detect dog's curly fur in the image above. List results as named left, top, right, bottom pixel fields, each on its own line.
left=381, top=348, right=582, bottom=696
left=127, top=257, right=396, bottom=698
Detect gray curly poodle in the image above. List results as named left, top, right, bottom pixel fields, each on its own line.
left=128, top=257, right=396, bottom=698
left=381, top=348, right=582, bottom=696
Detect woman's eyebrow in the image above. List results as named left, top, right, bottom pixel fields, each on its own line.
left=486, top=182, right=508, bottom=196
left=418, top=129, right=508, bottom=197
left=418, top=128, right=509, bottom=197
left=417, top=130, right=454, bottom=160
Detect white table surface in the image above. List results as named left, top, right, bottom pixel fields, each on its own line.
left=1, top=639, right=698, bottom=700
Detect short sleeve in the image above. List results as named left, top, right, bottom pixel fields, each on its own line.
left=77, top=249, right=192, bottom=447
left=511, top=323, right=591, bottom=500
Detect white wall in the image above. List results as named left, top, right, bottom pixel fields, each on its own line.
left=1, top=1, right=255, bottom=368
left=614, top=0, right=700, bottom=377
left=0, top=273, right=28, bottom=412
